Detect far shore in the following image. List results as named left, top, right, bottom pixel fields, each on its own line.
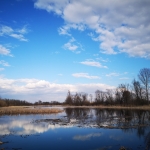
left=0, top=105, right=150, bottom=115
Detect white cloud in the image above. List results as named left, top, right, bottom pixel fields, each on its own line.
left=64, top=42, right=78, bottom=51
left=0, top=25, right=13, bottom=35
left=58, top=26, right=71, bottom=36
left=0, top=60, right=10, bottom=67
left=0, top=45, right=12, bottom=56
left=34, top=0, right=68, bottom=15
left=106, top=72, right=130, bottom=78
left=63, top=2, right=98, bottom=24
left=0, top=77, right=115, bottom=102
left=63, top=37, right=82, bottom=53
left=0, top=25, right=28, bottom=41
left=17, top=25, right=29, bottom=34
left=80, top=60, right=107, bottom=68
left=10, top=33, right=28, bottom=42
left=58, top=24, right=86, bottom=36
left=72, top=73, right=100, bottom=79
left=106, top=72, right=120, bottom=77
left=95, top=57, right=110, bottom=62
left=34, top=0, right=150, bottom=58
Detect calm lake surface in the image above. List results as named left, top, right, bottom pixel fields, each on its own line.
left=0, top=107, right=150, bottom=150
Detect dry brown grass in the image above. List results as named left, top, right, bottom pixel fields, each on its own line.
left=0, top=106, right=63, bottom=115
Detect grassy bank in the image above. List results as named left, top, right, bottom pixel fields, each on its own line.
left=0, top=106, right=63, bottom=115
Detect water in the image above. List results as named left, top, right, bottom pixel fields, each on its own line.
left=0, top=108, right=150, bottom=150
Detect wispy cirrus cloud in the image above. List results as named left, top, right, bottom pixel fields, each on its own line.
left=72, top=73, right=100, bottom=79
left=0, top=45, right=12, bottom=56
left=0, top=25, right=28, bottom=41
left=106, top=72, right=129, bottom=78
left=0, top=60, right=10, bottom=67
left=80, top=60, right=107, bottom=68
left=106, top=72, right=120, bottom=77
left=34, top=0, right=150, bottom=58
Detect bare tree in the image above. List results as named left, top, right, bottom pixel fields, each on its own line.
left=115, top=88, right=122, bottom=105
left=138, top=68, right=150, bottom=102
left=117, top=84, right=131, bottom=105
left=95, top=90, right=106, bottom=104
left=74, top=93, right=82, bottom=106
left=65, top=90, right=73, bottom=105
left=105, top=89, right=114, bottom=105
left=132, top=79, right=144, bottom=104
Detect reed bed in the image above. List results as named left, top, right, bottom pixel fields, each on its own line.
left=0, top=106, right=63, bottom=115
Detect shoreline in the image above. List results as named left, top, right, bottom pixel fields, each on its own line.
left=0, top=105, right=150, bottom=115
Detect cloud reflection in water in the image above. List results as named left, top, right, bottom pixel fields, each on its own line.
left=73, top=133, right=102, bottom=141
left=0, top=119, right=73, bottom=136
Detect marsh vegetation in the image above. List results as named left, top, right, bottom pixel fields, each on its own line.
left=0, top=106, right=63, bottom=115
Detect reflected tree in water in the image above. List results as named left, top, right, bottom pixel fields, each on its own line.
left=65, top=108, right=90, bottom=119
left=65, top=108, right=150, bottom=131
left=145, top=131, right=150, bottom=150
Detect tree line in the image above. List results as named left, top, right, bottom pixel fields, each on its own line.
left=0, top=98, right=32, bottom=107
left=34, top=100, right=61, bottom=105
left=65, top=68, right=150, bottom=106
left=0, top=98, right=62, bottom=107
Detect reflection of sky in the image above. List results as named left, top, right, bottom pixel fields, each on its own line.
left=109, top=135, right=123, bottom=141
left=35, top=106, right=65, bottom=111
left=0, top=111, right=111, bottom=136
left=73, top=133, right=102, bottom=141
left=0, top=111, right=148, bottom=150
left=0, top=115, right=74, bottom=135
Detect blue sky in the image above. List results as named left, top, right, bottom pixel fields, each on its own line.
left=0, top=0, right=150, bottom=102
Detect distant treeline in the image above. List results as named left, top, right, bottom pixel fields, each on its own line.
left=0, top=98, right=32, bottom=107
left=65, top=68, right=150, bottom=106
left=34, top=100, right=61, bottom=105
left=0, top=98, right=62, bottom=107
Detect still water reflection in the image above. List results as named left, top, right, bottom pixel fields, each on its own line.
left=0, top=108, right=150, bottom=150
